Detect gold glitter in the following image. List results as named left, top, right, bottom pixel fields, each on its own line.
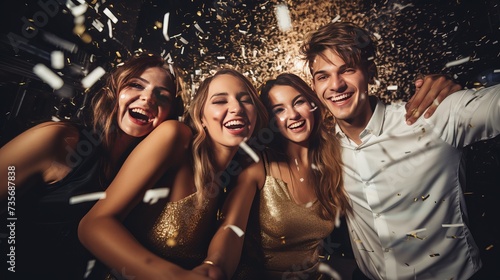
left=486, top=245, right=494, bottom=251
left=421, top=194, right=430, bottom=201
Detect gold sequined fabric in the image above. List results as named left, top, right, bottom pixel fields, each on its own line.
left=235, top=152, right=334, bottom=280
left=148, top=192, right=218, bottom=268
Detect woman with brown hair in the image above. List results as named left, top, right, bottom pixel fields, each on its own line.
left=0, top=53, right=184, bottom=279
left=78, top=68, right=268, bottom=280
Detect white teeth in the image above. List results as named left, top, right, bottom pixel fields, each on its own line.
left=131, top=108, right=148, bottom=115
left=130, top=108, right=153, bottom=122
left=289, top=120, right=305, bottom=129
left=331, top=93, right=352, bottom=102
left=224, top=120, right=245, bottom=127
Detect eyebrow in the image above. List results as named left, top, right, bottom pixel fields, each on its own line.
left=271, top=93, right=302, bottom=109
left=312, top=64, right=350, bottom=78
left=135, top=77, right=171, bottom=93
left=209, top=91, right=250, bottom=99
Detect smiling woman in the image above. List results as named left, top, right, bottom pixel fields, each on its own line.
left=0, top=53, right=185, bottom=279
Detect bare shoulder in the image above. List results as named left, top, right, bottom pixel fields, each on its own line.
left=144, top=120, right=192, bottom=144
left=1, top=121, right=80, bottom=153
left=236, top=154, right=266, bottom=190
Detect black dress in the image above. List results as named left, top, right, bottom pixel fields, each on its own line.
left=2, top=124, right=105, bottom=280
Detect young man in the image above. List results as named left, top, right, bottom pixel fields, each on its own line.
left=301, top=22, right=500, bottom=279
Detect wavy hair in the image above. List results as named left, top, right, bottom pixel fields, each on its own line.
left=260, top=73, right=351, bottom=220
left=185, top=69, right=268, bottom=201
left=300, top=21, right=377, bottom=82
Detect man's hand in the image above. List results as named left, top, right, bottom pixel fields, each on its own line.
left=405, top=74, right=462, bottom=125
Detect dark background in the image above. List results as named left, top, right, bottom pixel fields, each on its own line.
left=0, top=0, right=499, bottom=279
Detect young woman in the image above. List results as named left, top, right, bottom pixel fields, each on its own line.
left=0, top=53, right=184, bottom=279
left=78, top=68, right=268, bottom=280
left=194, top=73, right=351, bottom=280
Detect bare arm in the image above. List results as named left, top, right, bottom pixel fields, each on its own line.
left=193, top=159, right=265, bottom=280
left=78, top=121, right=209, bottom=280
left=0, top=122, right=78, bottom=202
left=405, top=74, right=462, bottom=125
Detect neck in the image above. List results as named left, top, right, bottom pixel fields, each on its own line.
left=286, top=141, right=309, bottom=167
left=337, top=96, right=376, bottom=145
left=212, top=144, right=239, bottom=173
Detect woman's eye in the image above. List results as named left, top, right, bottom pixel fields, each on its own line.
left=240, top=97, right=253, bottom=104
left=212, top=99, right=227, bottom=104
left=272, top=108, right=285, bottom=115
left=129, top=82, right=144, bottom=89
left=295, top=99, right=306, bottom=106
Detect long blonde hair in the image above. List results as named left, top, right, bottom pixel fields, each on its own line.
left=185, top=69, right=268, bottom=199
left=260, top=73, right=351, bottom=220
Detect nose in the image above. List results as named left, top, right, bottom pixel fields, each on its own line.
left=287, top=107, right=301, bottom=120
left=329, top=74, right=347, bottom=92
left=229, top=99, right=244, bottom=114
left=140, top=88, right=156, bottom=104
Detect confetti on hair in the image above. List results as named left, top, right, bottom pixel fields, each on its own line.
left=305, top=201, right=314, bottom=208
left=162, top=12, right=170, bottom=41
left=318, top=263, right=342, bottom=280
left=51, top=116, right=61, bottom=122
left=83, top=259, right=95, bottom=279
left=332, top=15, right=341, bottom=23
left=387, top=85, right=398, bottom=91
left=275, top=3, right=292, bottom=32
left=239, top=138, right=259, bottom=163
left=143, top=188, right=170, bottom=205
left=92, top=19, right=104, bottom=32
left=82, top=66, right=106, bottom=89
left=51, top=51, right=64, bottom=69
left=445, top=57, right=470, bottom=68
left=33, top=63, right=64, bottom=90
left=69, top=192, right=106, bottom=204
left=224, top=224, right=245, bottom=237
left=103, top=7, right=118, bottom=24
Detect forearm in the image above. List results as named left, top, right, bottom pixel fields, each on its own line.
left=78, top=216, right=181, bottom=280
left=205, top=226, right=245, bottom=279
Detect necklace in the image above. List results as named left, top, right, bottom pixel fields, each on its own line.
left=294, top=158, right=305, bottom=182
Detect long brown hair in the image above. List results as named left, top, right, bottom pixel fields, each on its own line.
left=184, top=69, right=268, bottom=200
left=91, top=53, right=184, bottom=180
left=260, top=73, right=351, bottom=220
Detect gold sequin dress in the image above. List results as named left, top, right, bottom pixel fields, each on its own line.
left=234, top=151, right=335, bottom=280
left=100, top=191, right=218, bottom=279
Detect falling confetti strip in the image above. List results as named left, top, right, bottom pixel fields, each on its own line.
left=69, top=192, right=106, bottom=204
left=143, top=188, right=170, bottom=205
left=239, top=138, right=259, bottom=163
left=224, top=224, right=245, bottom=237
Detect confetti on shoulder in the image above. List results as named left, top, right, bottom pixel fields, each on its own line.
left=224, top=225, right=245, bottom=237
left=69, top=192, right=106, bottom=204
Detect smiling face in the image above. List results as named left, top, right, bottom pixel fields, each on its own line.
left=268, top=85, right=315, bottom=145
left=311, top=49, right=372, bottom=128
left=201, top=73, right=257, bottom=149
left=117, top=67, right=174, bottom=137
